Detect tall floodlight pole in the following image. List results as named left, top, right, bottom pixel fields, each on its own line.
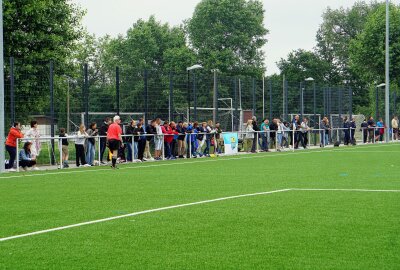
left=0, top=0, right=5, bottom=173
left=385, top=0, right=390, bottom=142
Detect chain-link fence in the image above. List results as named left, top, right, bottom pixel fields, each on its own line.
left=5, top=57, right=400, bottom=136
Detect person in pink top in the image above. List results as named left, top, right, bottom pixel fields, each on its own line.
left=107, top=115, right=123, bottom=169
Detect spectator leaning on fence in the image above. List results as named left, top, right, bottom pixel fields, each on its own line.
left=59, top=128, right=69, bottom=168
left=377, top=118, right=384, bottom=142
left=392, top=116, right=399, bottom=140
left=25, top=120, right=41, bottom=158
left=107, top=116, right=123, bottom=169
left=125, top=120, right=136, bottom=162
left=361, top=118, right=368, bottom=144
left=75, top=124, right=89, bottom=168
left=5, top=122, right=24, bottom=171
left=19, top=142, right=38, bottom=171
left=245, top=119, right=255, bottom=152
left=260, top=119, right=269, bottom=152
left=251, top=116, right=259, bottom=153
left=300, top=118, right=310, bottom=148
left=144, top=120, right=155, bottom=161
left=86, top=122, right=98, bottom=166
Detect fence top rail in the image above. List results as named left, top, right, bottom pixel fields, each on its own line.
left=15, top=127, right=379, bottom=142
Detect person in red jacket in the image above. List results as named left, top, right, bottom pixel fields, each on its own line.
left=161, top=121, right=174, bottom=159
left=5, top=122, right=24, bottom=171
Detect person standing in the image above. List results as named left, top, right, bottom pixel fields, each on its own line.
left=25, top=120, right=41, bottom=158
left=75, top=124, right=89, bottom=168
left=343, top=117, right=351, bottom=146
left=367, top=116, right=375, bottom=143
left=135, top=122, right=146, bottom=161
left=125, top=120, right=136, bottom=162
left=176, top=121, right=186, bottom=158
left=86, top=122, right=98, bottom=166
left=154, top=118, right=163, bottom=160
left=260, top=119, right=269, bottom=152
left=300, top=118, right=310, bottom=148
left=107, top=116, right=123, bottom=169
left=144, top=120, right=156, bottom=160
left=99, top=117, right=111, bottom=164
left=245, top=119, right=255, bottom=152
left=59, top=128, right=70, bottom=168
left=5, top=122, right=24, bottom=171
left=377, top=118, right=384, bottom=142
left=251, top=116, right=259, bottom=153
left=361, top=119, right=368, bottom=144
left=391, top=116, right=399, bottom=140
left=350, top=117, right=357, bottom=144
left=214, top=122, right=223, bottom=154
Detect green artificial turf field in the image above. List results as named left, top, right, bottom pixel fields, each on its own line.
left=1, top=144, right=399, bottom=269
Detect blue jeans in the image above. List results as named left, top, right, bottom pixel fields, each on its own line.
left=261, top=134, right=268, bottom=150
left=134, top=142, right=138, bottom=159
left=164, top=142, right=172, bottom=158
left=5, top=145, right=16, bottom=169
left=277, top=133, right=283, bottom=147
left=203, top=139, right=210, bottom=155
left=86, top=142, right=95, bottom=165
left=127, top=143, right=133, bottom=161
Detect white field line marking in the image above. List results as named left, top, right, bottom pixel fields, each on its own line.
left=0, top=189, right=291, bottom=242
left=2, top=187, right=400, bottom=243
left=0, top=150, right=324, bottom=180
left=1, top=143, right=398, bottom=180
left=293, top=188, right=400, bottom=193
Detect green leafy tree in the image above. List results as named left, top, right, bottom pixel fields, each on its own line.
left=187, top=0, right=268, bottom=77
left=3, top=0, right=84, bottom=122
left=277, top=49, right=331, bottom=83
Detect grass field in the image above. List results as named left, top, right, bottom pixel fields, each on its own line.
left=1, top=144, right=400, bottom=269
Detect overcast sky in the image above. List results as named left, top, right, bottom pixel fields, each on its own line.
left=70, top=0, right=393, bottom=75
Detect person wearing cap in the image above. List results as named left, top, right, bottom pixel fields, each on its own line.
left=107, top=115, right=123, bottom=169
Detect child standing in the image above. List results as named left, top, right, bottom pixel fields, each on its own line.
left=59, top=128, right=69, bottom=168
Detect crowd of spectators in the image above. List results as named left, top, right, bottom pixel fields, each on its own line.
left=4, top=114, right=400, bottom=172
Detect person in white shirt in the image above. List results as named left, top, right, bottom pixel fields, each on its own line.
left=25, top=120, right=41, bottom=158
left=154, top=118, right=163, bottom=160
left=300, top=118, right=310, bottom=148
left=245, top=119, right=255, bottom=152
left=75, top=124, right=90, bottom=167
left=392, top=116, right=399, bottom=140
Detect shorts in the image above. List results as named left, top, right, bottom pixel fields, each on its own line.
left=154, top=138, right=163, bottom=151
left=178, top=135, right=185, bottom=141
left=108, top=139, right=121, bottom=151
left=62, top=145, right=69, bottom=155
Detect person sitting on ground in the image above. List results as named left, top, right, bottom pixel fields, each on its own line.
left=59, top=128, right=69, bottom=168
left=19, top=142, right=39, bottom=171
left=107, top=116, right=123, bottom=169
left=245, top=119, right=255, bottom=153
left=5, top=122, right=24, bottom=171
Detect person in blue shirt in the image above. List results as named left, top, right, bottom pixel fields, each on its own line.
left=19, top=142, right=38, bottom=171
left=376, top=118, right=384, bottom=142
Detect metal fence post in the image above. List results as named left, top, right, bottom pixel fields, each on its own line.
left=313, top=82, right=317, bottom=145
left=50, top=61, right=55, bottom=165
left=116, top=66, right=120, bottom=116
left=169, top=72, right=173, bottom=122
left=234, top=78, right=238, bottom=131
left=284, top=79, right=288, bottom=121
left=252, top=78, right=256, bottom=115
left=269, top=80, right=272, bottom=119
left=349, top=87, right=353, bottom=121
left=84, top=63, right=89, bottom=128
left=144, top=70, right=148, bottom=123
left=10, top=57, right=15, bottom=124
left=193, top=72, right=197, bottom=121
left=375, top=86, right=379, bottom=120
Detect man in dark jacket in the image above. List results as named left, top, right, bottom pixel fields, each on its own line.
left=251, top=116, right=259, bottom=153
left=99, top=117, right=111, bottom=164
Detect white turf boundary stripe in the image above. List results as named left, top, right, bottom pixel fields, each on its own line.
left=293, top=188, right=400, bottom=193
left=1, top=143, right=398, bottom=180
left=1, top=188, right=400, bottom=243
left=0, top=189, right=291, bottom=242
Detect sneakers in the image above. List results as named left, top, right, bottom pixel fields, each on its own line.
left=32, top=167, right=40, bottom=171
left=7, top=168, right=16, bottom=172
